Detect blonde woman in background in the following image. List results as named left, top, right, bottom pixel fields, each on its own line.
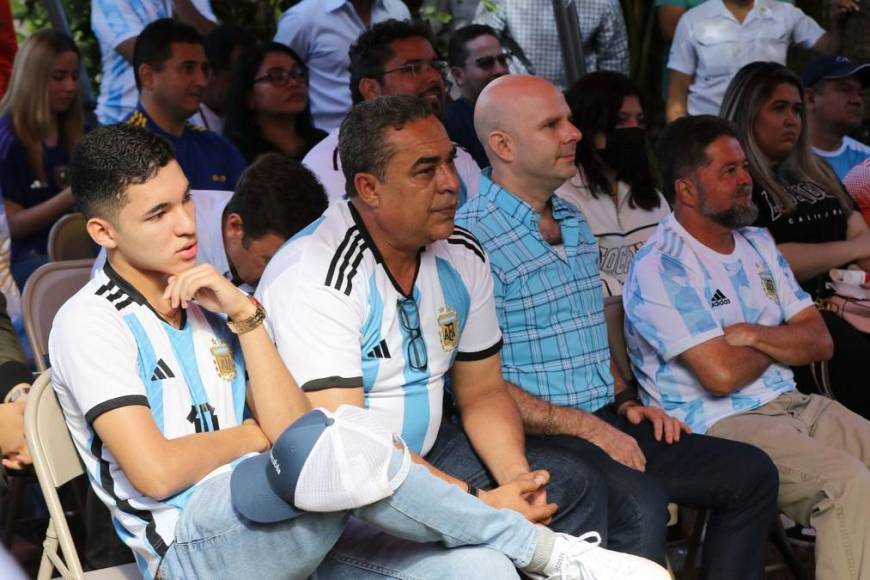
left=0, top=29, right=83, bottom=288
left=721, top=61, right=870, bottom=419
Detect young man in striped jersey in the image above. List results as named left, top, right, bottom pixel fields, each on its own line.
left=50, top=123, right=666, bottom=579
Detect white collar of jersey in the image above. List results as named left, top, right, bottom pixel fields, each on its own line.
left=346, top=201, right=425, bottom=298
left=102, top=261, right=188, bottom=327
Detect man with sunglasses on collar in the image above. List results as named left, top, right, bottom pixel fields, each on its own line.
left=444, top=24, right=511, bottom=169
left=258, top=95, right=624, bottom=570
left=302, top=19, right=481, bottom=206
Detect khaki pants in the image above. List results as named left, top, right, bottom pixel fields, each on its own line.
left=708, top=391, right=870, bottom=580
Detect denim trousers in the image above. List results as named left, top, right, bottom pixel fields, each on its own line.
left=157, top=456, right=537, bottom=580
left=425, top=422, right=610, bottom=538
left=426, top=412, right=779, bottom=580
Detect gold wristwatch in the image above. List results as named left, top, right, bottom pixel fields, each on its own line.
left=227, top=296, right=266, bottom=335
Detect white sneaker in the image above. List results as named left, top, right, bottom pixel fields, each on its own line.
left=531, top=531, right=670, bottom=580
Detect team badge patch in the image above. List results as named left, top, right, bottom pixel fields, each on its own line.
left=210, top=339, right=236, bottom=380
left=437, top=305, right=458, bottom=352
left=758, top=265, right=777, bottom=301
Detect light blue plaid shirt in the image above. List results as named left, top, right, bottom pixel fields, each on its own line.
left=456, top=171, right=614, bottom=411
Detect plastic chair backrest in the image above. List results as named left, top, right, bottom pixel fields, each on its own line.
left=48, top=214, right=97, bottom=262
left=22, top=259, right=93, bottom=372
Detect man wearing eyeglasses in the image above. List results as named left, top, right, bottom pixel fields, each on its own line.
left=443, top=24, right=510, bottom=169
left=258, top=95, right=619, bottom=571
left=126, top=19, right=247, bottom=191
left=302, top=19, right=482, bottom=207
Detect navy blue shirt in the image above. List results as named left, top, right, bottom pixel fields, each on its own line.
left=442, top=97, right=488, bottom=169
left=0, top=115, right=70, bottom=259
left=125, top=104, right=247, bottom=191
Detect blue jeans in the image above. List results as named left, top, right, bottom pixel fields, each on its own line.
left=425, top=422, right=609, bottom=537
left=547, top=408, right=780, bottom=579
left=158, top=459, right=534, bottom=579
left=426, top=413, right=778, bottom=579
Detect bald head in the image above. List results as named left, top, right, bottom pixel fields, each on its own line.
left=475, top=75, right=557, bottom=151
left=474, top=75, right=580, bottom=191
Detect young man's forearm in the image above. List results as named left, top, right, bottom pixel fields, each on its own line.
left=96, top=412, right=267, bottom=501
left=238, top=322, right=312, bottom=443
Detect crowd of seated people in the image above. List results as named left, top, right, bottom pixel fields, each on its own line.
left=2, top=2, right=870, bottom=579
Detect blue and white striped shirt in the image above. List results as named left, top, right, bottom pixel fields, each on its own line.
left=49, top=264, right=248, bottom=578
left=456, top=171, right=613, bottom=412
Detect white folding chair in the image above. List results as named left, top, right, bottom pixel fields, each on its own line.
left=22, top=259, right=93, bottom=372
left=25, top=370, right=140, bottom=580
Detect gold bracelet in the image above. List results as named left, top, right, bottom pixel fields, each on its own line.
left=227, top=296, right=266, bottom=335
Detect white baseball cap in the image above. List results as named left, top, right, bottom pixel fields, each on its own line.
left=231, top=405, right=411, bottom=523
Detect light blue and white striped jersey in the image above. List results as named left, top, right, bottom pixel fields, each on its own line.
left=91, top=0, right=216, bottom=125
left=257, top=201, right=503, bottom=456
left=623, top=214, right=813, bottom=434
left=49, top=264, right=248, bottom=578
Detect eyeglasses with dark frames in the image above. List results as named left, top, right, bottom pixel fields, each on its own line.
left=473, top=53, right=511, bottom=71
left=397, top=298, right=428, bottom=371
left=253, top=66, right=308, bottom=87
left=380, top=59, right=449, bottom=79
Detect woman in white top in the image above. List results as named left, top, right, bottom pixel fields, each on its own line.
left=557, top=72, right=670, bottom=296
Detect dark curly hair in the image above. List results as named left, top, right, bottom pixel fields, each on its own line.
left=70, top=124, right=174, bottom=220
left=348, top=19, right=436, bottom=105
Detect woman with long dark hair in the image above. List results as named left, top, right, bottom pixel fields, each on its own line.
left=721, top=61, right=870, bottom=418
left=558, top=72, right=669, bottom=296
left=0, top=29, right=83, bottom=287
left=224, top=42, right=325, bottom=163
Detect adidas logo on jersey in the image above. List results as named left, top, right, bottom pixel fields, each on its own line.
left=711, top=289, right=731, bottom=307
left=151, top=359, right=176, bottom=381
left=366, top=339, right=391, bottom=359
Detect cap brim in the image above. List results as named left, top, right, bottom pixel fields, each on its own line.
left=823, top=63, right=870, bottom=85
left=230, top=452, right=305, bottom=524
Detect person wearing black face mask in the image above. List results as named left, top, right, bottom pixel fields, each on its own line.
left=557, top=72, right=670, bottom=296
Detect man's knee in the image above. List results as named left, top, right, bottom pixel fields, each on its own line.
left=820, top=460, right=870, bottom=507
left=731, top=443, right=780, bottom=501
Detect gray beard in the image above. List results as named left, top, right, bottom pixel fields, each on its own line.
left=702, top=198, right=759, bottom=229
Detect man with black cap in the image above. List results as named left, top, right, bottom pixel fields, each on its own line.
left=804, top=55, right=870, bottom=180
left=50, top=123, right=666, bottom=580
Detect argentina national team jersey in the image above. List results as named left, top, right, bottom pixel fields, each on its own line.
left=49, top=264, right=248, bottom=578
left=623, top=214, right=814, bottom=434
left=257, top=202, right=503, bottom=455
